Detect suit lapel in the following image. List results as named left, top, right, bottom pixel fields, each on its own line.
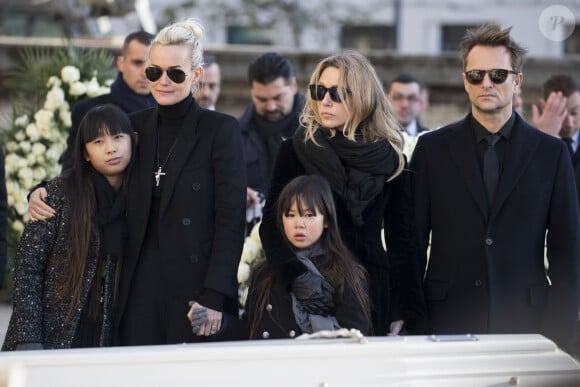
left=447, top=122, right=488, bottom=219
left=489, top=122, right=539, bottom=223
left=159, top=106, right=204, bottom=215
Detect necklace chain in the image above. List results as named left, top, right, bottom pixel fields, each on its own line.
left=154, top=130, right=179, bottom=187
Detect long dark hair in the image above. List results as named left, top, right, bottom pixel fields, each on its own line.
left=249, top=175, right=372, bottom=336
left=60, top=104, right=136, bottom=319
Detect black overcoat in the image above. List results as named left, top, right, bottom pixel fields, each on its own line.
left=411, top=113, right=580, bottom=349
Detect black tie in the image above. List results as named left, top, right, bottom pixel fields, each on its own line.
left=562, top=138, right=574, bottom=159
left=483, top=134, right=500, bottom=204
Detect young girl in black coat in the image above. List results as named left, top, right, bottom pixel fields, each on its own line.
left=246, top=174, right=371, bottom=339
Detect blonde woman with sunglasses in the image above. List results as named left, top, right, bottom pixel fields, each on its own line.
left=29, top=19, right=247, bottom=346
left=259, top=51, right=426, bottom=336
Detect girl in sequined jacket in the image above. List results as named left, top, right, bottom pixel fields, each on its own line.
left=2, top=104, right=136, bottom=350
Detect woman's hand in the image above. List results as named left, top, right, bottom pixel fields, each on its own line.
left=28, top=188, right=56, bottom=221
left=388, top=319, right=404, bottom=336
left=187, top=302, right=223, bottom=336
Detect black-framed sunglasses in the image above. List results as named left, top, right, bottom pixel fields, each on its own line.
left=464, top=69, right=518, bottom=85
left=309, top=84, right=343, bottom=103
left=145, top=66, right=188, bottom=84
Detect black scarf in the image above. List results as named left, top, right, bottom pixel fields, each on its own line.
left=109, top=73, right=157, bottom=113
left=293, top=127, right=399, bottom=227
left=90, top=167, right=127, bottom=257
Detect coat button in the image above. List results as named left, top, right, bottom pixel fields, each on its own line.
left=182, top=218, right=191, bottom=226
left=190, top=254, right=199, bottom=263
left=262, top=331, right=270, bottom=339
left=289, top=330, right=296, bottom=338
left=474, top=279, right=483, bottom=287
left=485, top=237, right=493, bottom=246
left=192, top=183, right=201, bottom=191
left=266, top=304, right=273, bottom=312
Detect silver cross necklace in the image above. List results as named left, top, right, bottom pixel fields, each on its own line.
left=154, top=130, right=179, bottom=187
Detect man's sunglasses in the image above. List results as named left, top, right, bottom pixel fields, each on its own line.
left=464, top=69, right=518, bottom=85
left=145, top=66, right=188, bottom=83
left=309, top=85, right=344, bottom=103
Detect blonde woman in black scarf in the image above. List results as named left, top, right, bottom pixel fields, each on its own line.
left=259, top=51, right=425, bottom=336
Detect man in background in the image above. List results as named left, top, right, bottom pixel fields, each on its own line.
left=386, top=73, right=430, bottom=136
left=238, top=52, right=305, bottom=231
left=194, top=54, right=221, bottom=110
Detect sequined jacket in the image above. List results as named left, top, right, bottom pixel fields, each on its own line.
left=2, top=177, right=116, bottom=350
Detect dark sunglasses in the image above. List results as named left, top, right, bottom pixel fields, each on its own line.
left=464, top=69, right=518, bottom=85
left=309, top=84, right=343, bottom=103
left=145, top=66, right=188, bottom=83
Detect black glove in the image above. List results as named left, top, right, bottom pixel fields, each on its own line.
left=292, top=271, right=335, bottom=316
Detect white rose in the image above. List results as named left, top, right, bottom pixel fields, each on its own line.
left=5, top=142, right=18, bottom=152
left=69, top=81, right=87, bottom=97
left=25, top=123, right=40, bottom=141
left=18, top=141, right=31, bottom=153
left=26, top=153, right=37, bottom=165
left=16, top=157, right=28, bottom=169
left=85, top=77, right=102, bottom=97
left=4, top=153, right=18, bottom=169
left=34, top=109, right=54, bottom=131
left=15, top=131, right=25, bottom=141
left=12, top=220, right=24, bottom=235
left=14, top=115, right=29, bottom=128
left=31, top=143, right=46, bottom=155
left=33, top=167, right=47, bottom=181
left=38, top=125, right=53, bottom=140
left=5, top=180, right=15, bottom=197
left=46, top=76, right=62, bottom=88
left=59, top=106, right=72, bottom=128
left=237, top=262, right=251, bottom=285
left=44, top=86, right=65, bottom=111
left=14, top=200, right=28, bottom=216
left=241, top=239, right=261, bottom=265
left=61, top=66, right=80, bottom=84
left=46, top=145, right=62, bottom=161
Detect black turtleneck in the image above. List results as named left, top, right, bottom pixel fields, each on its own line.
left=145, top=95, right=194, bottom=250
left=157, top=95, right=193, bottom=163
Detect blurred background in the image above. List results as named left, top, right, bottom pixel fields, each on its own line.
left=0, top=0, right=579, bottom=128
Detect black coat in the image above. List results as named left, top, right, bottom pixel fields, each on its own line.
left=244, top=260, right=370, bottom=340
left=411, top=113, right=580, bottom=349
left=259, top=139, right=426, bottom=335
left=114, top=101, right=247, bottom=343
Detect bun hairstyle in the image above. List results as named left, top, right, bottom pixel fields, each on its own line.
left=152, top=18, right=205, bottom=72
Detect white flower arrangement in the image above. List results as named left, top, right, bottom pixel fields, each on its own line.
left=3, top=64, right=112, bottom=248
left=238, top=222, right=266, bottom=306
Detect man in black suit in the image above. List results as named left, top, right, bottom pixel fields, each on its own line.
left=410, top=24, right=580, bottom=351
left=533, top=74, right=580, bottom=205
left=60, top=30, right=156, bottom=171
left=386, top=73, right=430, bottom=136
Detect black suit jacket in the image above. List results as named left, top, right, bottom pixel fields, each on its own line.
left=115, top=102, right=247, bottom=332
left=411, top=113, right=580, bottom=349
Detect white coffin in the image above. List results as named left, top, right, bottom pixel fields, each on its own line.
left=0, top=334, right=579, bottom=387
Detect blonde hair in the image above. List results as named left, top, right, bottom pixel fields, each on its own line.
left=152, top=18, right=205, bottom=72
left=300, top=51, right=405, bottom=180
